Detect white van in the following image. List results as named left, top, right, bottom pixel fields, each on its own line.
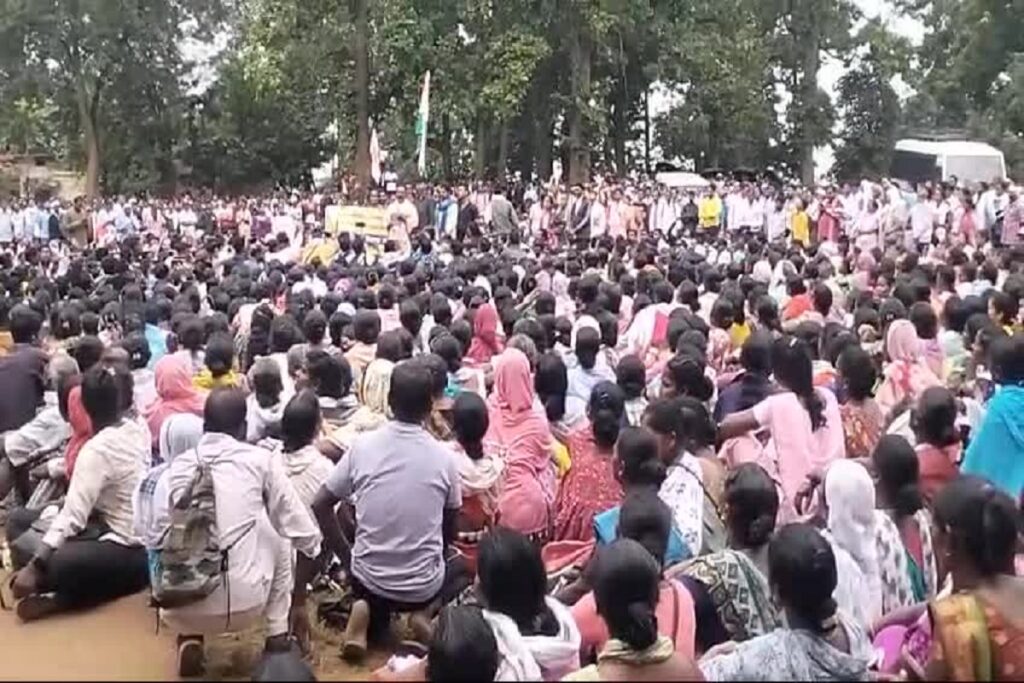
left=892, top=139, right=1006, bottom=185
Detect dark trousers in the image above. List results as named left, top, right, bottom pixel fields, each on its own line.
left=6, top=507, right=150, bottom=610
left=350, top=552, right=469, bottom=644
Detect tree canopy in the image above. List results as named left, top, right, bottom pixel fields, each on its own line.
left=1, top=0, right=1021, bottom=194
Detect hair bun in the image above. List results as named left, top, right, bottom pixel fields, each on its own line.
left=622, top=601, right=658, bottom=650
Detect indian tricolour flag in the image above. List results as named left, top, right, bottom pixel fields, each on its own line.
left=415, top=71, right=431, bottom=176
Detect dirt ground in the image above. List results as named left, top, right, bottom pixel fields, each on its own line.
left=0, top=590, right=387, bottom=681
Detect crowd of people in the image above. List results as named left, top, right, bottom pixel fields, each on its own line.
left=0, top=171, right=1022, bottom=681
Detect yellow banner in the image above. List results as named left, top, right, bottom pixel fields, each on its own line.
left=325, top=205, right=389, bottom=239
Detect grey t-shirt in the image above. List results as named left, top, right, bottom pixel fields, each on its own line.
left=325, top=420, right=461, bottom=603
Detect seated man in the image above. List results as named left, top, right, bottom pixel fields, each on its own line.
left=0, top=353, right=78, bottom=502
left=10, top=365, right=151, bottom=622
left=157, top=388, right=322, bottom=677
left=312, top=360, right=462, bottom=660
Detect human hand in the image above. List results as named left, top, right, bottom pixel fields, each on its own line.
left=12, top=564, right=41, bottom=599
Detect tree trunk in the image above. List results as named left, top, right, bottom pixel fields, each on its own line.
left=474, top=111, right=488, bottom=180
left=352, top=0, right=371, bottom=195
left=496, top=118, right=510, bottom=182
left=440, top=112, right=453, bottom=181
left=799, top=9, right=820, bottom=186
left=77, top=88, right=101, bottom=199
left=536, top=90, right=554, bottom=182
left=567, top=21, right=592, bottom=185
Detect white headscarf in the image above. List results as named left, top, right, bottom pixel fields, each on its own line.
left=158, top=413, right=204, bottom=464
left=824, top=460, right=882, bottom=627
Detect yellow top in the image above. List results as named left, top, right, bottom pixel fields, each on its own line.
left=698, top=196, right=722, bottom=228
left=791, top=211, right=810, bottom=247
left=729, top=321, right=751, bottom=349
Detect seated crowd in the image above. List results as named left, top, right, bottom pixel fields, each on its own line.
left=0, top=221, right=1022, bottom=682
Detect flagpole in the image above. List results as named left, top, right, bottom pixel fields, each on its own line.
left=416, top=71, right=431, bottom=177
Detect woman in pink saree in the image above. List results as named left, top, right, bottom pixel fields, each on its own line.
left=465, top=303, right=504, bottom=367
left=142, top=354, right=206, bottom=451
left=485, top=348, right=557, bottom=542
left=876, top=319, right=942, bottom=420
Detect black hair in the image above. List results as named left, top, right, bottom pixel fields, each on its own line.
left=724, top=463, right=778, bottom=549
left=73, top=335, right=106, bottom=374
left=913, top=386, right=960, bottom=448
left=281, top=390, right=321, bottom=453
left=942, top=297, right=969, bottom=334
left=388, top=360, right=433, bottom=423
left=376, top=329, right=406, bottom=362
left=270, top=314, right=303, bottom=354
left=663, top=353, right=714, bottom=402
left=872, top=434, right=923, bottom=518
left=419, top=353, right=449, bottom=399
left=400, top=299, right=423, bottom=337
left=352, top=310, right=381, bottom=345
left=425, top=606, right=500, bottom=683
left=80, top=311, right=100, bottom=336
left=204, top=332, right=235, bottom=378
left=250, top=358, right=285, bottom=409
left=768, top=523, right=838, bottom=634
left=302, top=309, right=328, bottom=346
left=574, top=326, right=601, bottom=371
left=615, top=426, right=666, bottom=488
left=477, top=528, right=559, bottom=637
left=644, top=396, right=716, bottom=453
left=81, top=365, right=125, bottom=430
left=934, top=476, right=1020, bottom=579
left=431, top=333, right=464, bottom=374
left=452, top=392, right=489, bottom=461
left=772, top=337, right=825, bottom=430
left=618, top=489, right=674, bottom=567
left=615, top=354, right=647, bottom=400
left=589, top=381, right=626, bottom=449
left=307, top=350, right=352, bottom=399
left=179, top=314, right=206, bottom=352
left=535, top=352, right=569, bottom=423
left=992, top=333, right=1024, bottom=385
left=9, top=304, right=41, bottom=344
left=909, top=302, right=938, bottom=340
left=837, top=345, right=876, bottom=401
left=740, top=329, right=773, bottom=376
left=120, top=332, right=151, bottom=371
left=812, top=282, right=832, bottom=316
left=592, top=539, right=661, bottom=651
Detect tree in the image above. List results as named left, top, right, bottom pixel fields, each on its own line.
left=832, top=21, right=910, bottom=181
left=0, top=0, right=228, bottom=197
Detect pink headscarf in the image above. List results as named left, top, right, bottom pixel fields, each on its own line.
left=64, top=386, right=94, bottom=479
left=466, top=303, right=504, bottom=366
left=143, top=354, right=206, bottom=448
left=485, top=348, right=556, bottom=537
left=876, top=320, right=941, bottom=417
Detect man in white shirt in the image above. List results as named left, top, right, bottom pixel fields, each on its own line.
left=10, top=365, right=151, bottom=623
left=385, top=186, right=419, bottom=254
left=909, top=186, right=936, bottom=252
left=160, top=389, right=322, bottom=675
left=0, top=202, right=12, bottom=244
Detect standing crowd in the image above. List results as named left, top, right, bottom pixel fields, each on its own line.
left=0, top=172, right=1022, bottom=681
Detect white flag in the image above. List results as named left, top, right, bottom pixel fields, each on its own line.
left=415, top=71, right=431, bottom=176
left=369, top=127, right=382, bottom=185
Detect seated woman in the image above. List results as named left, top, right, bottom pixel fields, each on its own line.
left=644, top=396, right=727, bottom=556
left=246, top=357, right=289, bottom=443
left=572, top=487, right=697, bottom=664
left=871, top=435, right=938, bottom=617
left=699, top=523, right=874, bottom=681
left=372, top=605, right=501, bottom=682
left=836, top=345, right=883, bottom=460
left=553, top=382, right=626, bottom=543
left=822, top=460, right=883, bottom=630
left=477, top=528, right=582, bottom=681
left=323, top=357, right=394, bottom=459
left=912, top=387, right=961, bottom=504
left=448, top=392, right=504, bottom=568
left=11, top=365, right=151, bottom=621
left=565, top=538, right=703, bottom=681
left=193, top=332, right=243, bottom=391
left=486, top=349, right=558, bottom=543
left=905, top=475, right=1024, bottom=681
left=143, top=353, right=206, bottom=451
left=673, top=463, right=781, bottom=652
left=277, top=390, right=334, bottom=513
left=535, top=351, right=587, bottom=441
left=304, top=349, right=359, bottom=432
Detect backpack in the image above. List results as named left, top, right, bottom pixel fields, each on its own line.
left=151, top=451, right=244, bottom=609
